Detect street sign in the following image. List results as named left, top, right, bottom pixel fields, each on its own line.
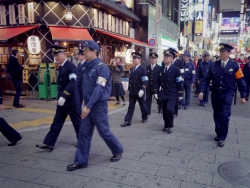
left=148, top=39, right=156, bottom=46
left=152, top=34, right=157, bottom=38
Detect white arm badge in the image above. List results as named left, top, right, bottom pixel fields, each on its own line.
left=69, top=73, right=77, bottom=80
left=96, top=76, right=107, bottom=87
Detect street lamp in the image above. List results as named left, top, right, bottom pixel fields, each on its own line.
left=65, top=4, right=73, bottom=25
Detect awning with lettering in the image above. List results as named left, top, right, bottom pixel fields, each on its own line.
left=96, top=30, right=153, bottom=48
left=0, top=26, right=36, bottom=42
left=49, top=26, right=93, bottom=41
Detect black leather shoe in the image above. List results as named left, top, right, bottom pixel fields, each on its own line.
left=218, top=140, right=225, bottom=147
left=14, top=104, right=25, bottom=108
left=203, top=104, right=207, bottom=107
left=178, top=106, right=184, bottom=109
left=8, top=136, right=22, bottom=146
left=111, top=151, right=123, bottom=162
left=199, top=103, right=202, bottom=106
left=167, top=128, right=173, bottom=134
left=246, top=98, right=249, bottom=101
left=141, top=119, right=148, bottom=123
left=120, top=121, right=131, bottom=127
left=214, top=136, right=220, bottom=141
left=67, top=164, right=88, bottom=171
left=162, top=127, right=168, bottom=132
left=184, top=106, right=189, bottom=110
left=36, top=144, right=53, bottom=151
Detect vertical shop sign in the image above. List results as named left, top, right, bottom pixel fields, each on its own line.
left=0, top=6, right=7, bottom=25
left=116, top=17, right=119, bottom=33
left=93, top=9, right=98, bottom=27
left=9, top=5, right=16, bottom=25
left=112, top=16, right=115, bottom=32
left=119, top=19, right=123, bottom=35
left=180, top=0, right=189, bottom=22
left=18, top=4, right=25, bottom=24
left=27, top=2, right=34, bottom=23
left=125, top=22, right=129, bottom=36
left=103, top=12, right=107, bottom=30
left=108, top=14, right=112, bottom=31
left=27, top=36, right=41, bottom=54
left=99, top=10, right=103, bottom=29
left=123, top=20, right=126, bottom=35
left=195, top=0, right=204, bottom=36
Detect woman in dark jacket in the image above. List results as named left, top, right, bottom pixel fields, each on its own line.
left=110, top=57, right=126, bottom=105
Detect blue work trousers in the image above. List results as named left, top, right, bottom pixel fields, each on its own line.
left=74, top=101, right=123, bottom=166
left=200, top=86, right=210, bottom=104
left=211, top=92, right=234, bottom=141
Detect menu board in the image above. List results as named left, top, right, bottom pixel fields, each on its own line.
left=29, top=54, right=42, bottom=65
left=39, top=69, right=45, bottom=83
left=50, top=69, right=56, bottom=83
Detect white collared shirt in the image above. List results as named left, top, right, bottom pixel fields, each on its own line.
left=221, top=59, right=229, bottom=67
left=134, top=64, right=140, bottom=70
left=60, top=59, right=68, bottom=67
left=80, top=60, right=85, bottom=65
left=151, top=63, right=156, bottom=70
left=164, top=64, right=171, bottom=72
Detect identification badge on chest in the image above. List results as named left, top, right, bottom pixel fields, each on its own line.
left=185, top=68, right=189, bottom=71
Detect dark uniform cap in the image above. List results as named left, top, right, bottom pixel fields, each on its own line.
left=163, top=50, right=176, bottom=58
left=51, top=45, right=67, bottom=55
left=203, top=52, right=210, bottom=57
left=84, top=40, right=100, bottom=52
left=183, top=50, right=191, bottom=58
left=168, top=48, right=178, bottom=54
left=78, top=49, right=84, bottom=55
left=132, top=52, right=142, bottom=59
left=149, top=53, right=158, bottom=58
left=219, top=43, right=234, bottom=52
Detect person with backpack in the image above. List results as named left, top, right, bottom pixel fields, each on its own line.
left=9, top=49, right=25, bottom=108
left=110, top=57, right=126, bottom=105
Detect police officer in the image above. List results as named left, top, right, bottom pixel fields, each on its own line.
left=67, top=41, right=123, bottom=171
left=199, top=43, right=246, bottom=147
left=77, top=49, right=86, bottom=104
left=121, top=52, right=148, bottom=127
left=196, top=52, right=212, bottom=107
left=243, top=56, right=250, bottom=101
left=155, top=49, right=183, bottom=134
left=146, top=53, right=161, bottom=114
left=180, top=50, right=195, bottom=109
left=170, top=48, right=184, bottom=117
left=36, top=45, right=81, bottom=151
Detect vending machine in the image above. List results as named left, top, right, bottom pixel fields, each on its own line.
left=48, top=63, right=57, bottom=99
left=38, top=63, right=48, bottom=99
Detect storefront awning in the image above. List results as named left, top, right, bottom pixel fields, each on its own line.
left=49, top=26, right=93, bottom=42
left=0, top=26, right=36, bottom=42
left=96, top=30, right=153, bottom=48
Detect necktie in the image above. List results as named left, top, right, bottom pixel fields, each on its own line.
left=222, top=62, right=225, bottom=68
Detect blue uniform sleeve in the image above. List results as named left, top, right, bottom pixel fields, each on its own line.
left=154, top=68, right=162, bottom=94
left=85, top=65, right=110, bottom=109
left=141, top=67, right=148, bottom=92
left=200, top=65, right=212, bottom=93
left=61, top=65, right=77, bottom=100
left=191, top=63, right=195, bottom=84
left=176, top=69, right=183, bottom=97
left=235, top=65, right=247, bottom=98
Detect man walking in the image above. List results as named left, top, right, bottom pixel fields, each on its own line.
left=9, top=49, right=25, bottom=108
left=155, top=49, right=183, bottom=133
left=196, top=52, right=212, bottom=107
left=146, top=53, right=161, bottom=114
left=67, top=41, right=123, bottom=171
left=180, top=50, right=195, bottom=109
left=68, top=46, right=79, bottom=66
left=36, top=45, right=81, bottom=151
left=121, top=52, right=148, bottom=127
left=199, top=43, right=246, bottom=147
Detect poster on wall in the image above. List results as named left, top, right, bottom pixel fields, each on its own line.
left=219, top=0, right=241, bottom=12
left=108, top=14, right=112, bottom=32
left=0, top=6, right=7, bottom=25
left=18, top=4, right=25, bottom=24
left=120, top=19, right=123, bottom=35
left=9, top=5, right=16, bottom=25
left=103, top=12, right=107, bottom=30
left=93, top=9, right=98, bottom=27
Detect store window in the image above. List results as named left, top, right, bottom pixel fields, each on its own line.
left=162, top=0, right=179, bottom=25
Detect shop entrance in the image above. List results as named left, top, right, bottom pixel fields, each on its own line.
left=100, top=45, right=112, bottom=65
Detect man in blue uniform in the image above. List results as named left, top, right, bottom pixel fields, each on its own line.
left=36, top=45, right=81, bottom=151
left=77, top=49, right=86, bottom=104
left=243, top=56, right=250, bottom=101
left=121, top=52, right=148, bottom=127
left=180, top=50, right=195, bottom=109
left=199, top=43, right=246, bottom=147
left=67, top=41, right=123, bottom=171
left=146, top=53, right=161, bottom=114
left=196, top=52, right=212, bottom=107
left=0, top=88, right=22, bottom=146
left=155, top=49, right=183, bottom=134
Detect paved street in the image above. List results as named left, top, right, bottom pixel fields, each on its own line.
left=1, top=94, right=250, bottom=188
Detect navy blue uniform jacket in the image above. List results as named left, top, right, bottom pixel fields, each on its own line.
left=58, top=60, right=79, bottom=106
left=146, top=64, right=161, bottom=92
left=196, top=60, right=212, bottom=80
left=243, top=63, right=250, bottom=84
left=200, top=59, right=247, bottom=98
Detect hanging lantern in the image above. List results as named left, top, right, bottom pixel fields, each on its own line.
left=65, top=4, right=73, bottom=25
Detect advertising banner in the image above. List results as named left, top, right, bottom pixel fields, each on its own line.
left=219, top=0, right=241, bottom=12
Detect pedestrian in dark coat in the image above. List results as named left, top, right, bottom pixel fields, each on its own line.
left=110, top=57, right=125, bottom=105
left=0, top=88, right=22, bottom=146
left=243, top=56, right=250, bottom=100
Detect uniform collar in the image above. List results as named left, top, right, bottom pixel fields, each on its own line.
left=60, top=59, right=68, bottom=67
left=87, top=57, right=100, bottom=68
left=134, top=64, right=140, bottom=70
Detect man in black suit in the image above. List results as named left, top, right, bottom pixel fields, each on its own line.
left=9, top=49, right=25, bottom=108
left=121, top=52, right=148, bottom=127
left=0, top=88, right=22, bottom=146
left=155, top=49, right=183, bottom=134
left=146, top=53, right=161, bottom=114
left=36, top=45, right=81, bottom=151
left=77, top=49, right=86, bottom=104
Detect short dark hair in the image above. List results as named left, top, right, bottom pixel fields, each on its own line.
left=89, top=47, right=99, bottom=57
left=12, top=49, right=19, bottom=56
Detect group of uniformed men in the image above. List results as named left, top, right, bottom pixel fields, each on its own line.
left=34, top=40, right=247, bottom=172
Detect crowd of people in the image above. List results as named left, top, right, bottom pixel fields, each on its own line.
left=0, top=41, right=248, bottom=171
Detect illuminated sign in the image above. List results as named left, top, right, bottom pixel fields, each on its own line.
left=195, top=0, right=204, bottom=36
left=180, top=0, right=189, bottom=22
left=27, top=36, right=41, bottom=54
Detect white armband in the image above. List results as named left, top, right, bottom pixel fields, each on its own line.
left=192, top=70, right=195, bottom=74
left=69, top=73, right=77, bottom=80
left=180, top=69, right=184, bottom=73
left=176, top=76, right=183, bottom=83
left=142, top=76, right=148, bottom=82
left=96, top=76, right=107, bottom=87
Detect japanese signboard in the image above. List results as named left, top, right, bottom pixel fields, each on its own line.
left=27, top=2, right=34, bottom=23
left=195, top=0, right=204, bottom=36
left=180, top=0, right=189, bottom=22
left=27, top=36, right=41, bottom=54
left=0, top=6, right=7, bottom=25
left=18, top=4, right=25, bottom=24
left=195, top=20, right=203, bottom=34
left=9, top=5, right=16, bottom=25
